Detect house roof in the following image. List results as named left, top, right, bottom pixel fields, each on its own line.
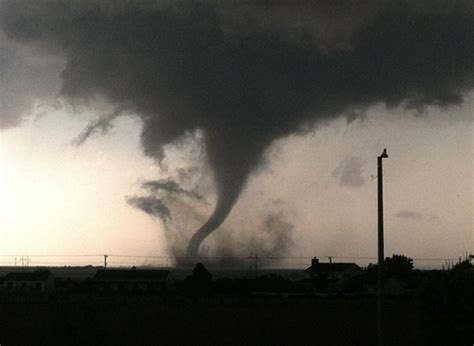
left=304, top=263, right=362, bottom=273
left=4, top=270, right=52, bottom=281
left=94, top=269, right=171, bottom=282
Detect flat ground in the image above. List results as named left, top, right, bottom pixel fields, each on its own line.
left=0, top=295, right=428, bottom=346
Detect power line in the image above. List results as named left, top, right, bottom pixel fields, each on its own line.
left=0, top=254, right=103, bottom=257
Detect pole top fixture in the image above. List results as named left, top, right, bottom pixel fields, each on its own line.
left=380, top=148, right=388, bottom=158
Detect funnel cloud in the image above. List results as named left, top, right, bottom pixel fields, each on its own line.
left=1, top=1, right=473, bottom=257
left=127, top=196, right=171, bottom=223
left=142, top=179, right=203, bottom=201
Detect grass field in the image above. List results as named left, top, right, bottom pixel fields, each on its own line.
left=0, top=295, right=427, bottom=346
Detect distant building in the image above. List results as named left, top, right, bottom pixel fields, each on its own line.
left=304, top=258, right=363, bottom=282
left=94, top=268, right=174, bottom=292
left=3, top=270, right=54, bottom=292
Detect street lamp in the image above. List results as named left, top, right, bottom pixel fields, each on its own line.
left=377, top=148, right=388, bottom=346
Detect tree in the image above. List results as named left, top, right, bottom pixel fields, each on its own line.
left=184, top=262, right=213, bottom=297
left=366, top=254, right=414, bottom=281
left=451, top=259, right=473, bottom=271
left=384, top=254, right=414, bottom=278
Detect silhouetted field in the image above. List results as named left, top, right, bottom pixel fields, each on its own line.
left=0, top=295, right=422, bottom=346
left=0, top=262, right=472, bottom=345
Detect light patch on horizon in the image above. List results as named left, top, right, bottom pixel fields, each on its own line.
left=0, top=109, right=167, bottom=264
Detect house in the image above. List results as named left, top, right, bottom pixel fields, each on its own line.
left=3, top=270, right=54, bottom=292
left=94, top=268, right=174, bottom=292
left=304, top=258, right=363, bottom=282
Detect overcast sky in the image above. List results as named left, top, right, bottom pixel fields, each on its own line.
left=0, top=1, right=472, bottom=268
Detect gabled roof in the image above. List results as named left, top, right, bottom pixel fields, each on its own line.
left=304, top=263, right=362, bottom=273
left=4, top=270, right=52, bottom=281
left=94, top=269, right=171, bottom=282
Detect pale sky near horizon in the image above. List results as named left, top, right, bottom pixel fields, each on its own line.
left=0, top=97, right=472, bottom=269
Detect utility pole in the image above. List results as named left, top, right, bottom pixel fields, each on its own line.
left=247, top=253, right=259, bottom=277
left=377, top=148, right=388, bottom=346
left=254, top=253, right=258, bottom=278
left=20, top=256, right=30, bottom=268
left=104, top=255, right=108, bottom=269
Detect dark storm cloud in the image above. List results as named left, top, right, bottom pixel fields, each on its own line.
left=0, top=33, right=63, bottom=128
left=332, top=156, right=366, bottom=188
left=396, top=210, right=423, bottom=220
left=72, top=108, right=123, bottom=146
left=142, top=179, right=202, bottom=200
left=126, top=196, right=171, bottom=223
left=1, top=0, right=473, bottom=256
left=0, top=46, right=13, bottom=78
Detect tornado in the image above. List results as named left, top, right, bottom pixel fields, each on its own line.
left=186, top=196, right=233, bottom=258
